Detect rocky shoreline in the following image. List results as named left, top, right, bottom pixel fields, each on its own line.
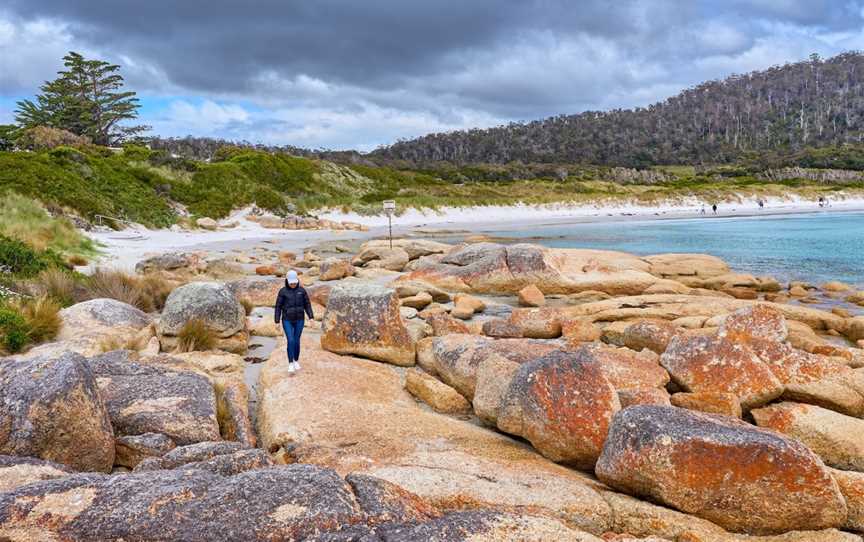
left=3, top=237, right=864, bottom=540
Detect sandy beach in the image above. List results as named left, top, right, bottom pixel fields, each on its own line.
left=86, top=194, right=864, bottom=271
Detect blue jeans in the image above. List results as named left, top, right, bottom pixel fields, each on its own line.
left=281, top=319, right=304, bottom=362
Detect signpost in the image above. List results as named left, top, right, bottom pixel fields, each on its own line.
left=383, top=200, right=396, bottom=249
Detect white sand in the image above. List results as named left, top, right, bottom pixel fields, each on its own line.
left=86, top=208, right=367, bottom=271
left=86, top=194, right=864, bottom=271
left=318, top=193, right=864, bottom=228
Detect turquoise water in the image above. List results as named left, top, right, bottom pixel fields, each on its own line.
left=464, top=211, right=864, bottom=287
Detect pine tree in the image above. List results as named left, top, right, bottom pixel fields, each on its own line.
left=15, top=51, right=148, bottom=145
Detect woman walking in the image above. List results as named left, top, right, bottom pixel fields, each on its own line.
left=274, top=270, right=314, bottom=373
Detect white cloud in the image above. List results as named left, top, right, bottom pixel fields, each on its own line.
left=0, top=14, right=77, bottom=94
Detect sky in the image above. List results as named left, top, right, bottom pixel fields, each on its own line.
left=2, top=1, right=864, bottom=152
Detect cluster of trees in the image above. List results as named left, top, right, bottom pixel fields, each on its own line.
left=145, top=136, right=315, bottom=162
left=375, top=52, right=864, bottom=167
left=12, top=52, right=146, bottom=147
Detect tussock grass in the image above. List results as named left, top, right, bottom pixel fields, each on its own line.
left=0, top=192, right=98, bottom=257
left=239, top=297, right=254, bottom=315
left=15, top=295, right=61, bottom=344
left=175, top=318, right=217, bottom=353
left=83, top=269, right=175, bottom=313
left=98, top=332, right=151, bottom=354
left=85, top=268, right=146, bottom=309
left=31, top=268, right=78, bottom=306
left=138, top=273, right=175, bottom=312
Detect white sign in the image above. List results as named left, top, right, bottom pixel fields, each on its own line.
left=383, top=200, right=396, bottom=213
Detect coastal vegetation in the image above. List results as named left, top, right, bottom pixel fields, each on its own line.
left=2, top=142, right=864, bottom=232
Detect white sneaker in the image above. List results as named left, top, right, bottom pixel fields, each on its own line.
left=287, top=362, right=296, bottom=373
left=294, top=361, right=301, bottom=371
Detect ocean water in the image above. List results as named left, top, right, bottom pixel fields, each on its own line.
left=455, top=211, right=864, bottom=287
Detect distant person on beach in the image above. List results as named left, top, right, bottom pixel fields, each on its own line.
left=274, top=270, right=314, bottom=373
left=712, top=203, right=717, bottom=214
left=700, top=205, right=706, bottom=215
left=758, top=199, right=764, bottom=210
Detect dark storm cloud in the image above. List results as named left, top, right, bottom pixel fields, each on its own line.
left=4, top=0, right=647, bottom=93
left=2, top=0, right=863, bottom=148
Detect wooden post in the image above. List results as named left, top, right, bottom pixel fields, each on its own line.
left=383, top=200, right=396, bottom=249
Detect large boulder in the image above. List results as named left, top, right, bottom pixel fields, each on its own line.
left=0, top=352, right=115, bottom=472
left=426, top=313, right=470, bottom=336
left=87, top=351, right=221, bottom=446
left=831, top=468, right=864, bottom=534
left=56, top=298, right=152, bottom=349
left=225, top=277, right=282, bottom=307
left=157, top=282, right=245, bottom=338
left=399, top=243, right=658, bottom=295
left=518, top=284, right=546, bottom=307
left=752, top=402, right=864, bottom=472
left=114, top=433, right=176, bottom=469
left=562, top=294, right=848, bottom=335
left=720, top=304, right=788, bottom=342
left=352, top=246, right=411, bottom=271
left=419, top=335, right=560, bottom=399
left=0, top=455, right=72, bottom=493
left=404, top=369, right=471, bottom=414
left=660, top=332, right=783, bottom=410
left=596, top=405, right=847, bottom=535
left=358, top=239, right=451, bottom=261
left=155, top=350, right=255, bottom=447
left=567, top=343, right=669, bottom=393
left=134, top=441, right=248, bottom=471
left=135, top=252, right=204, bottom=274
left=473, top=354, right=521, bottom=426
left=621, top=320, right=680, bottom=354
left=497, top=351, right=620, bottom=467
left=643, top=253, right=730, bottom=283
left=319, top=257, right=355, bottom=280
left=321, top=283, right=415, bottom=366
left=509, top=307, right=563, bottom=338
left=670, top=391, right=742, bottom=418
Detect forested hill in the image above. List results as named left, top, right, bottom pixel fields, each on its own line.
left=373, top=52, right=864, bottom=167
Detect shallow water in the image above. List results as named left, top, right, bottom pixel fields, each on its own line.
left=440, top=211, right=864, bottom=287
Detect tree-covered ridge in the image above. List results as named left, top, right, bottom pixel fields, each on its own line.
left=373, top=52, right=864, bottom=167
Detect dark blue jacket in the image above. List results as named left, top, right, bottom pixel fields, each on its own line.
left=274, top=282, right=314, bottom=323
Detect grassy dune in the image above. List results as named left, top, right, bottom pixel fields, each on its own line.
left=2, top=145, right=864, bottom=229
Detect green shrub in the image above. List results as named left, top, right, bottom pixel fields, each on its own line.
left=0, top=150, right=176, bottom=227
left=121, top=144, right=152, bottom=161
left=0, top=235, right=65, bottom=277
left=0, top=304, right=29, bottom=353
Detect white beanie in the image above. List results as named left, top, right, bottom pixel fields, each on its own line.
left=286, top=270, right=299, bottom=284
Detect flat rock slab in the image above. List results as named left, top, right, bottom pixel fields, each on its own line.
left=257, top=333, right=613, bottom=534
left=399, top=243, right=658, bottom=295
left=0, top=455, right=72, bottom=493
left=752, top=402, right=864, bottom=472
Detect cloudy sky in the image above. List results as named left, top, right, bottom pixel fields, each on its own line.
left=2, top=1, right=864, bottom=151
